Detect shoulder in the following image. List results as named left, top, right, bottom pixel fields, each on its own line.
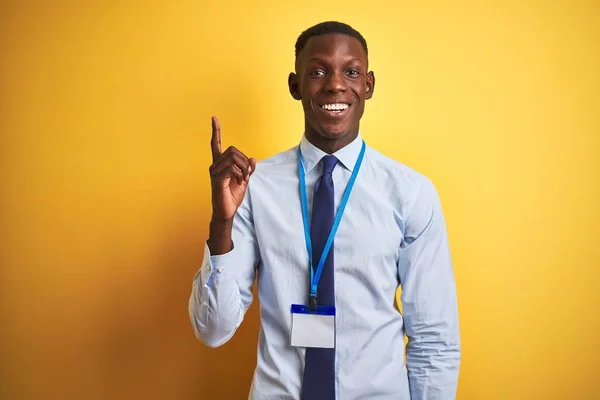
left=365, top=146, right=445, bottom=238
left=246, top=146, right=298, bottom=190
left=364, top=145, right=439, bottom=203
left=254, top=146, right=297, bottom=171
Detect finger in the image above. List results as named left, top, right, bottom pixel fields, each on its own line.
left=230, top=151, right=250, bottom=174
left=211, top=152, right=249, bottom=176
left=219, top=148, right=250, bottom=178
left=212, top=163, right=245, bottom=185
left=248, top=158, right=257, bottom=176
left=211, top=116, right=222, bottom=162
left=233, top=153, right=251, bottom=180
left=222, top=147, right=252, bottom=179
left=210, top=156, right=248, bottom=180
left=222, top=146, right=250, bottom=161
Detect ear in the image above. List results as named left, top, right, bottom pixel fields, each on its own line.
left=288, top=72, right=302, bottom=100
left=365, top=71, right=375, bottom=99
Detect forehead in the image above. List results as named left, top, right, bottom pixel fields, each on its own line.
left=298, top=33, right=367, bottom=64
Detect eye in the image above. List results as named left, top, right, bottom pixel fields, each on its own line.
left=346, top=69, right=361, bottom=76
left=309, top=69, right=326, bottom=77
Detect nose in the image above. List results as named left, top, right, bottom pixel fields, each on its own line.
left=324, top=71, right=347, bottom=93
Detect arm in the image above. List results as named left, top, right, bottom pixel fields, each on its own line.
left=397, top=177, right=461, bottom=399
left=188, top=116, right=258, bottom=347
left=188, top=193, right=259, bottom=347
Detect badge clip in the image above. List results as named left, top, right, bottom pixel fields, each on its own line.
left=309, top=295, right=317, bottom=312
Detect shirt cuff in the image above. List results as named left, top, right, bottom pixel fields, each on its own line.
left=200, top=242, right=238, bottom=287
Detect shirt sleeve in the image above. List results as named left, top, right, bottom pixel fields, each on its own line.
left=188, top=191, right=259, bottom=347
left=397, top=176, right=461, bottom=400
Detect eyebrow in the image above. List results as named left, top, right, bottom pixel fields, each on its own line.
left=305, top=56, right=364, bottom=65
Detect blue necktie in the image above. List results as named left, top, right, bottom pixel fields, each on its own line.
left=301, top=155, right=338, bottom=400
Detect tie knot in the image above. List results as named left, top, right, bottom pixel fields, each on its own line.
left=321, top=155, right=338, bottom=174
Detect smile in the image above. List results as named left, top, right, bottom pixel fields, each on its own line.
left=319, top=103, right=351, bottom=117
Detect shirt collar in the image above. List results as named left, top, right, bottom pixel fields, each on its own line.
left=299, top=132, right=364, bottom=174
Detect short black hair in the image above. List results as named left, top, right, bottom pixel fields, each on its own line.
left=295, top=21, right=368, bottom=57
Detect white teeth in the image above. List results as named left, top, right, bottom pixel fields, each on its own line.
left=322, top=103, right=349, bottom=111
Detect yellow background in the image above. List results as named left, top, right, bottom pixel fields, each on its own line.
left=1, top=1, right=598, bottom=399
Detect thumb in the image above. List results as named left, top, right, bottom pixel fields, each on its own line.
left=248, top=158, right=257, bottom=176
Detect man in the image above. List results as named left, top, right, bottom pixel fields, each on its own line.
left=189, top=21, right=460, bottom=399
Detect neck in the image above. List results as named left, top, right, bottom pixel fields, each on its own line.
left=304, top=128, right=359, bottom=154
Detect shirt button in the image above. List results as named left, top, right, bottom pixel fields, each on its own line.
left=217, top=267, right=224, bottom=273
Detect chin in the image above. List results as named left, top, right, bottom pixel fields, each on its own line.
left=318, top=125, right=353, bottom=139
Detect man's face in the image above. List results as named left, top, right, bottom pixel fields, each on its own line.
left=289, top=33, right=375, bottom=141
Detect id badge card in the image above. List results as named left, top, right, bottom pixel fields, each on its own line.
left=290, top=304, right=336, bottom=348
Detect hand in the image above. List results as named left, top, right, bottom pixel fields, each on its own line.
left=209, top=116, right=257, bottom=222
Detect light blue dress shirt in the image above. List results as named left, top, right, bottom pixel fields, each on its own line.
left=189, top=133, right=460, bottom=399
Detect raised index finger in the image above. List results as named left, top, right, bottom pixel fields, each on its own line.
left=211, top=116, right=222, bottom=162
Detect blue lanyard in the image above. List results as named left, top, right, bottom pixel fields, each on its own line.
left=297, top=140, right=366, bottom=302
